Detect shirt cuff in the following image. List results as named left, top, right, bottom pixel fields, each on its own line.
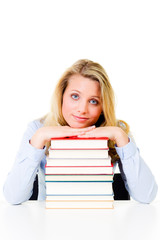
left=115, top=137, right=137, bottom=160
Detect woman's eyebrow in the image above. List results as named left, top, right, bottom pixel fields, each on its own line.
left=71, top=90, right=81, bottom=93
left=92, top=95, right=101, bottom=99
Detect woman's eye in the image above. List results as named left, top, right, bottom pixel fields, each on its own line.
left=71, top=94, right=79, bottom=100
left=90, top=99, right=98, bottom=105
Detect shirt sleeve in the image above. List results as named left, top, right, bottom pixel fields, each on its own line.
left=3, top=120, right=46, bottom=204
left=115, top=138, right=158, bottom=203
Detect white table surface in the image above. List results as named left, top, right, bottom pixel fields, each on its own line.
left=0, top=199, right=160, bottom=240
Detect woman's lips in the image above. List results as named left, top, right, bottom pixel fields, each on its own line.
left=72, top=114, right=89, bottom=122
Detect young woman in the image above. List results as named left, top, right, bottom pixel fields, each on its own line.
left=3, top=59, right=158, bottom=204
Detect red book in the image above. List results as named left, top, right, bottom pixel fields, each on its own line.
left=50, top=137, right=109, bottom=150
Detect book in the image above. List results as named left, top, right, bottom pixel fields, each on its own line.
left=46, top=194, right=114, bottom=201
left=49, top=149, right=109, bottom=159
left=45, top=136, right=114, bottom=209
left=45, top=164, right=113, bottom=175
left=50, top=137, right=109, bottom=149
left=45, top=174, right=113, bottom=182
left=46, top=200, right=114, bottom=209
left=46, top=156, right=111, bottom=166
left=46, top=182, right=113, bottom=195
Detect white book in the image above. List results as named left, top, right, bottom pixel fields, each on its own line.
left=46, top=200, right=114, bottom=209
left=45, top=165, right=113, bottom=175
left=45, top=174, right=113, bottom=182
left=46, top=156, right=111, bottom=166
left=46, top=182, right=113, bottom=195
left=50, top=137, right=109, bottom=149
left=49, top=149, right=109, bottom=159
left=46, top=195, right=114, bottom=201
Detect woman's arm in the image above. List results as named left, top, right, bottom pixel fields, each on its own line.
left=115, top=138, right=158, bottom=203
left=77, top=126, right=129, bottom=147
left=78, top=126, right=158, bottom=203
left=3, top=120, right=46, bottom=204
left=3, top=120, right=95, bottom=204
left=30, top=125, right=95, bottom=149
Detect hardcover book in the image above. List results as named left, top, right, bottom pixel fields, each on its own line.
left=45, top=174, right=113, bottom=181
left=46, top=156, right=111, bottom=166
left=46, top=181, right=113, bottom=195
left=49, top=149, right=109, bottom=159
left=45, top=164, right=113, bottom=175
left=50, top=137, right=109, bottom=149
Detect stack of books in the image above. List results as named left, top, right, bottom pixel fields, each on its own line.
left=45, top=137, right=114, bottom=209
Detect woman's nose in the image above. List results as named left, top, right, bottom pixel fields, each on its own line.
left=77, top=100, right=88, bottom=114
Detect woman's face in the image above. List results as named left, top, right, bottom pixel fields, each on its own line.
left=62, top=74, right=103, bottom=128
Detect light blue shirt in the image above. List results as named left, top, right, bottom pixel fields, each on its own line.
left=3, top=120, right=158, bottom=204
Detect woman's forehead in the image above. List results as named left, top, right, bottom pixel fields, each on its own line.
left=67, top=74, right=101, bottom=93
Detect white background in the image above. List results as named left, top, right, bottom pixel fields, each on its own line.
left=0, top=0, right=160, bottom=201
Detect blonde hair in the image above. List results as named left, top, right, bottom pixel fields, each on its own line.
left=42, top=59, right=129, bottom=162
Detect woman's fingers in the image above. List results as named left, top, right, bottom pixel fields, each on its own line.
left=47, top=125, right=96, bottom=138
left=70, top=125, right=96, bottom=136
left=77, top=131, right=93, bottom=138
left=71, top=125, right=95, bottom=132
left=77, top=127, right=106, bottom=138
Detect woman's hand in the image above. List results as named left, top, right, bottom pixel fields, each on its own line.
left=78, top=126, right=129, bottom=147
left=30, top=125, right=95, bottom=149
